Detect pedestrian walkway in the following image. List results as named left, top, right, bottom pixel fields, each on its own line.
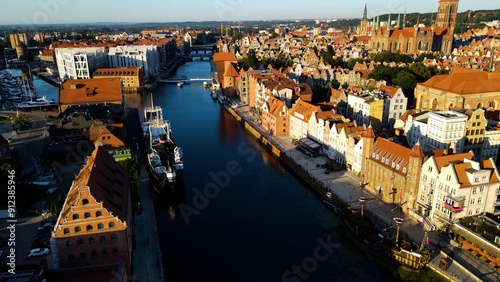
left=234, top=104, right=499, bottom=281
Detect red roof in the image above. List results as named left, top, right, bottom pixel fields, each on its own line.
left=59, top=78, right=123, bottom=105
left=213, top=52, right=237, bottom=62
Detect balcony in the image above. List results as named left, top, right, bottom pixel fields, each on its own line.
left=443, top=201, right=463, bottom=212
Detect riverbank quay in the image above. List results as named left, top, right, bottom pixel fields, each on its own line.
left=229, top=104, right=491, bottom=281
left=125, top=107, right=164, bottom=282
left=32, top=69, right=60, bottom=87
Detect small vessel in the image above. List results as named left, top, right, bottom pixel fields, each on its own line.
left=203, top=81, right=211, bottom=88
left=177, top=81, right=185, bottom=88
left=143, top=96, right=184, bottom=192
left=17, top=96, right=56, bottom=110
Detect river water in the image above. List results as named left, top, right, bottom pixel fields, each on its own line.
left=149, top=60, right=392, bottom=282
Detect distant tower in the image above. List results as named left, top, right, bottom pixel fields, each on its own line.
left=359, top=2, right=369, bottom=36
left=405, top=141, right=425, bottom=211
left=361, top=124, right=376, bottom=175
left=435, top=0, right=459, bottom=29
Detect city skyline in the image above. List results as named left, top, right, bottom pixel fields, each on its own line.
left=1, top=0, right=498, bottom=26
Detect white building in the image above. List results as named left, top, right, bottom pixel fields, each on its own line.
left=426, top=111, right=468, bottom=152
left=380, top=85, right=407, bottom=129
left=108, top=45, right=160, bottom=78
left=55, top=47, right=108, bottom=81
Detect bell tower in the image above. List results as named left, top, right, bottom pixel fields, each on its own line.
left=435, top=0, right=459, bottom=29
left=359, top=2, right=369, bottom=36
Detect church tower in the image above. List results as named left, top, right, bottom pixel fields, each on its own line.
left=435, top=0, right=459, bottom=29
left=359, top=2, right=369, bottom=36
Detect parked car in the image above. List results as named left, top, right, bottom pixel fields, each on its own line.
left=7, top=136, right=13, bottom=143
left=46, top=187, right=57, bottom=195
left=38, top=222, right=54, bottom=231
left=40, top=209, right=49, bottom=217
left=28, top=248, right=50, bottom=257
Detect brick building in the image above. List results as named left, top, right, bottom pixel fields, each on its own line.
left=93, top=67, right=144, bottom=88
left=50, top=147, right=133, bottom=274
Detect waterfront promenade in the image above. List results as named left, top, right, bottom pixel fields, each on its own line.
left=232, top=104, right=492, bottom=281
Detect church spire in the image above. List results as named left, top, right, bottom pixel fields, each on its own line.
left=388, top=14, right=391, bottom=27
left=396, top=13, right=401, bottom=28
left=403, top=10, right=407, bottom=28
left=363, top=2, right=368, bottom=21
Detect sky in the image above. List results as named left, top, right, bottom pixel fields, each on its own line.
left=1, top=0, right=498, bottom=25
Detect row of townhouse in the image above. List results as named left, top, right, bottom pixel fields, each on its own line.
left=398, top=108, right=500, bottom=164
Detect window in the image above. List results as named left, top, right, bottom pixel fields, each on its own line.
left=478, top=197, right=484, bottom=204
left=438, top=182, right=443, bottom=189
left=64, top=228, right=70, bottom=234
left=430, top=178, right=435, bottom=185
left=422, top=174, right=428, bottom=181
left=78, top=239, right=84, bottom=246
left=470, top=198, right=476, bottom=205
left=435, top=203, right=440, bottom=210
left=73, top=214, right=79, bottom=220
left=474, top=177, right=480, bottom=183
left=450, top=188, right=456, bottom=196
left=89, top=238, right=95, bottom=245
left=96, top=211, right=102, bottom=217
left=100, top=236, right=106, bottom=243
left=98, top=223, right=104, bottom=229
left=67, top=241, right=72, bottom=248
left=113, top=247, right=119, bottom=256
left=437, top=193, right=442, bottom=200
left=444, top=185, right=450, bottom=192
left=111, top=234, right=118, bottom=242
left=476, top=208, right=482, bottom=214
left=82, top=199, right=89, bottom=205
left=419, top=195, right=425, bottom=201
left=84, top=212, right=91, bottom=218
left=428, top=166, right=433, bottom=172
left=109, top=222, right=115, bottom=228
left=86, top=225, right=93, bottom=231
left=75, top=226, right=81, bottom=233
left=468, top=210, right=474, bottom=216
left=446, top=174, right=451, bottom=181
left=480, top=186, right=485, bottom=193
left=482, top=176, right=487, bottom=181
left=473, top=187, right=478, bottom=194
left=102, top=249, right=108, bottom=257
left=421, top=185, right=426, bottom=192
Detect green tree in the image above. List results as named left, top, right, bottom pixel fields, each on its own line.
left=393, top=71, right=418, bottom=91
left=232, top=33, right=242, bottom=40
left=417, top=52, right=441, bottom=62
left=410, top=62, right=432, bottom=82
left=118, top=158, right=141, bottom=180
left=270, top=32, right=279, bottom=39
left=11, top=113, right=30, bottom=127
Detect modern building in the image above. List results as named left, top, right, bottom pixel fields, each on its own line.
left=426, top=110, right=468, bottom=152
left=55, top=47, right=109, bottom=81
left=108, top=45, right=160, bottom=78
left=347, top=91, right=385, bottom=134
left=50, top=147, right=133, bottom=274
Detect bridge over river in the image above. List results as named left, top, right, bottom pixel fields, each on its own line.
left=160, top=77, right=212, bottom=83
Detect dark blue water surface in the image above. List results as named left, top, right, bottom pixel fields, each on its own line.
left=150, top=60, right=391, bottom=282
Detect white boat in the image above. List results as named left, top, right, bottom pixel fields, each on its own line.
left=17, top=96, right=56, bottom=110
left=177, top=81, right=185, bottom=87
left=143, top=96, right=184, bottom=192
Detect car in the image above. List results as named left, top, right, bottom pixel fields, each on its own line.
left=40, top=209, right=49, bottom=217
left=46, top=187, right=57, bottom=195
left=28, top=248, right=49, bottom=257
left=7, top=136, right=13, bottom=143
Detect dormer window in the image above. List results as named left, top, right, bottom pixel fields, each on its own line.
left=386, top=159, right=389, bottom=165
left=392, top=162, right=395, bottom=168
left=382, top=157, right=385, bottom=162
left=397, top=164, right=401, bottom=170
left=403, top=167, right=407, bottom=173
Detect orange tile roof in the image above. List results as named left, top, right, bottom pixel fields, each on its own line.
left=370, top=138, right=411, bottom=176
left=434, top=152, right=473, bottom=172
left=379, top=85, right=399, bottom=98
left=454, top=162, right=472, bottom=187
left=223, top=62, right=240, bottom=77
left=419, top=68, right=500, bottom=94
left=59, top=78, right=123, bottom=106
left=213, top=52, right=237, bottom=62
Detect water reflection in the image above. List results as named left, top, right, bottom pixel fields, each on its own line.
left=154, top=176, right=186, bottom=222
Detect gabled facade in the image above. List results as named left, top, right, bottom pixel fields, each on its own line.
left=262, top=96, right=290, bottom=136
left=289, top=100, right=318, bottom=139
left=51, top=147, right=132, bottom=274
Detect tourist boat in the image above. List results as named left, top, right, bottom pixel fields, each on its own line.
left=143, top=97, right=184, bottom=192
left=342, top=206, right=432, bottom=271
left=177, top=81, right=185, bottom=88
left=17, top=96, right=56, bottom=110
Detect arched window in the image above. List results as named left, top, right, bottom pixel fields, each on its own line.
left=109, top=222, right=115, bottom=228
left=98, top=223, right=104, bottom=229
left=64, top=228, right=70, bottom=234
left=77, top=239, right=84, bottom=246
left=102, top=249, right=108, bottom=257
left=89, top=237, right=95, bottom=245
left=73, top=214, right=79, bottom=220
left=112, top=247, right=119, bottom=255
left=84, top=212, right=91, bottom=218
left=82, top=199, right=89, bottom=205
left=100, top=236, right=106, bottom=243
left=96, top=211, right=102, bottom=217
left=91, top=251, right=97, bottom=259
left=67, top=241, right=72, bottom=247
left=86, top=225, right=93, bottom=231
left=111, top=234, right=118, bottom=241
left=80, top=252, right=86, bottom=259
left=75, top=226, right=81, bottom=233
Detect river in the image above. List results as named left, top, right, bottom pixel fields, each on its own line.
left=148, top=60, right=392, bottom=282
